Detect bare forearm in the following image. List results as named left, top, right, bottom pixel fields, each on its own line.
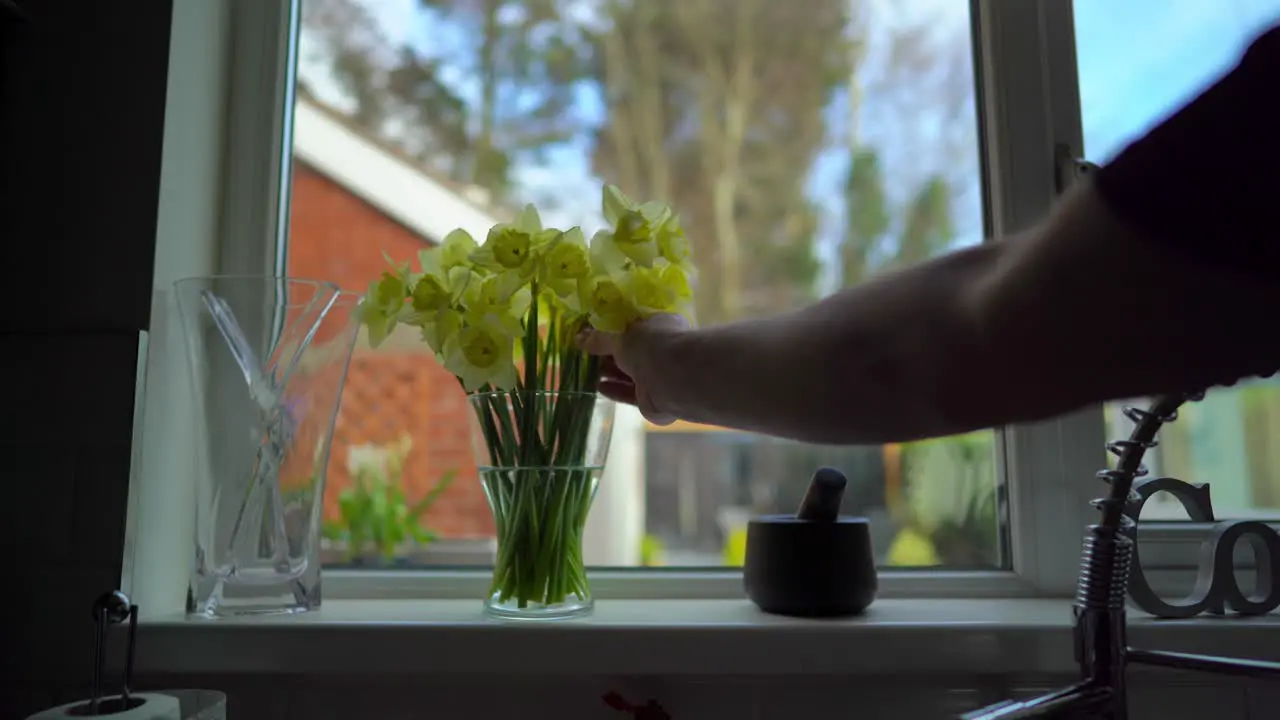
left=641, top=183, right=1280, bottom=444
left=649, top=245, right=1002, bottom=444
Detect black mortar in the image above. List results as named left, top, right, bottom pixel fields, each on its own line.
left=743, top=467, right=877, bottom=617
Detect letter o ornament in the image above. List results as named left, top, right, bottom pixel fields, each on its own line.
left=1124, top=477, right=1280, bottom=618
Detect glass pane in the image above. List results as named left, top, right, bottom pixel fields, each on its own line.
left=1077, top=1, right=1280, bottom=520
left=291, top=0, right=1001, bottom=569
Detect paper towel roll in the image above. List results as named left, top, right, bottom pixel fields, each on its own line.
left=27, top=693, right=182, bottom=720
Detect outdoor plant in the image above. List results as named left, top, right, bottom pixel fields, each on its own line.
left=928, top=479, right=999, bottom=567
left=322, top=435, right=456, bottom=563
left=640, top=534, right=666, bottom=567
left=892, top=431, right=999, bottom=567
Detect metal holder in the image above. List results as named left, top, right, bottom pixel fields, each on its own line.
left=961, top=390, right=1280, bottom=720
left=76, top=591, right=140, bottom=716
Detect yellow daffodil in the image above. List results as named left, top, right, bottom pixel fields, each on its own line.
left=470, top=204, right=554, bottom=278
left=539, top=227, right=592, bottom=302
left=439, top=229, right=478, bottom=269
left=581, top=274, right=640, bottom=333
left=442, top=321, right=518, bottom=392
left=409, top=272, right=454, bottom=315
left=620, top=259, right=695, bottom=318
left=540, top=285, right=580, bottom=322
left=654, top=212, right=694, bottom=270
left=461, top=272, right=530, bottom=338
left=358, top=256, right=413, bottom=348
left=587, top=228, right=627, bottom=276
left=408, top=248, right=470, bottom=315
left=599, top=184, right=669, bottom=267
left=601, top=184, right=634, bottom=227
left=395, top=248, right=472, bottom=355
left=420, top=307, right=463, bottom=357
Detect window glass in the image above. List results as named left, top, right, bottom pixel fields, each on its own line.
left=1076, top=0, right=1280, bottom=520
left=291, top=0, right=1002, bottom=568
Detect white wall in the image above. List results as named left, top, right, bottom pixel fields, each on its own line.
left=582, top=404, right=648, bottom=566
left=124, top=0, right=230, bottom=620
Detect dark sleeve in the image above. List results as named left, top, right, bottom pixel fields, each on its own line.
left=1092, top=23, right=1280, bottom=280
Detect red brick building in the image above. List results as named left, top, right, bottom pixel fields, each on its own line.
left=286, top=99, right=508, bottom=540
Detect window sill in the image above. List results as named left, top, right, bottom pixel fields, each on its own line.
left=129, top=598, right=1280, bottom=677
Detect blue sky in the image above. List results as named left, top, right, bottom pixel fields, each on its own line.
left=1075, top=0, right=1280, bottom=162
left=303, top=0, right=1280, bottom=286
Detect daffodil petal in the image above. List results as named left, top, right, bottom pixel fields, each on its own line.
left=418, top=247, right=444, bottom=277
left=447, top=266, right=474, bottom=299
left=639, top=201, right=670, bottom=223
left=515, top=204, right=542, bottom=233
left=509, top=285, right=531, bottom=315
left=366, top=315, right=390, bottom=348
left=589, top=231, right=628, bottom=273
left=491, top=363, right=519, bottom=391
left=561, top=226, right=587, bottom=249
left=589, top=313, right=629, bottom=333
left=602, top=185, right=633, bottom=226
left=493, top=272, right=526, bottom=303
left=622, top=240, right=659, bottom=267
left=440, top=229, right=478, bottom=268
left=469, top=244, right=500, bottom=270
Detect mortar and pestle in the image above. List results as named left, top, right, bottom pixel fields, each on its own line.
left=743, top=467, right=877, bottom=617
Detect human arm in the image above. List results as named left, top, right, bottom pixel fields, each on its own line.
left=586, top=179, right=1280, bottom=446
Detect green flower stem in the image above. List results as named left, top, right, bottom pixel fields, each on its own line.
left=470, top=307, right=604, bottom=609
left=480, top=467, right=596, bottom=607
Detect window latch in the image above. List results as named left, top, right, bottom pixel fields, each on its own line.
left=1054, top=143, right=1100, bottom=195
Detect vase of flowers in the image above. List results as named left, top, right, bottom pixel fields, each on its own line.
left=358, top=185, right=697, bottom=619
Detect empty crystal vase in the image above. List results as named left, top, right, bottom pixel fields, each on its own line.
left=176, top=276, right=359, bottom=617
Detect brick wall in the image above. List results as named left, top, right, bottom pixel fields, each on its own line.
left=286, top=162, right=492, bottom=538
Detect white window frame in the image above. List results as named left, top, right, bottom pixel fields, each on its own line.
left=129, top=0, right=1242, bottom=615
left=124, top=0, right=302, bottom=618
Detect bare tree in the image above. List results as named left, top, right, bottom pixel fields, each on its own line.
left=589, top=0, right=852, bottom=324
left=841, top=148, right=890, bottom=287
left=301, top=0, right=396, bottom=131
left=414, top=0, right=593, bottom=197
left=839, top=7, right=975, bottom=286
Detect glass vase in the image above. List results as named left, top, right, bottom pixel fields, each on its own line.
left=175, top=276, right=359, bottom=617
left=469, top=390, right=616, bottom=620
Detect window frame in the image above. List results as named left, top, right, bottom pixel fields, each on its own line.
left=971, top=0, right=1105, bottom=596
left=123, top=0, right=303, bottom=618
left=129, top=0, right=1243, bottom=614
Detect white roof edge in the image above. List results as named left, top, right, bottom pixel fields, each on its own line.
left=292, top=99, right=501, bottom=244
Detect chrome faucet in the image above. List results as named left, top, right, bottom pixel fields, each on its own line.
left=961, top=391, right=1280, bottom=720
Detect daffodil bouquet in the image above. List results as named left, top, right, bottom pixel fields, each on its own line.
left=358, top=185, right=695, bottom=616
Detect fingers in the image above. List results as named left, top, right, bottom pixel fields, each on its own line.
left=576, top=313, right=690, bottom=356
left=637, top=387, right=676, bottom=426
left=599, top=377, right=675, bottom=426
left=643, top=312, right=692, bottom=332
left=576, top=328, right=618, bottom=356
left=600, top=355, right=631, bottom=382
left=598, top=378, right=637, bottom=405
left=577, top=315, right=685, bottom=427
left=599, top=381, right=675, bottom=425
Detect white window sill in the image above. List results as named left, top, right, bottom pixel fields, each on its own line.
left=129, top=598, right=1280, bottom=677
